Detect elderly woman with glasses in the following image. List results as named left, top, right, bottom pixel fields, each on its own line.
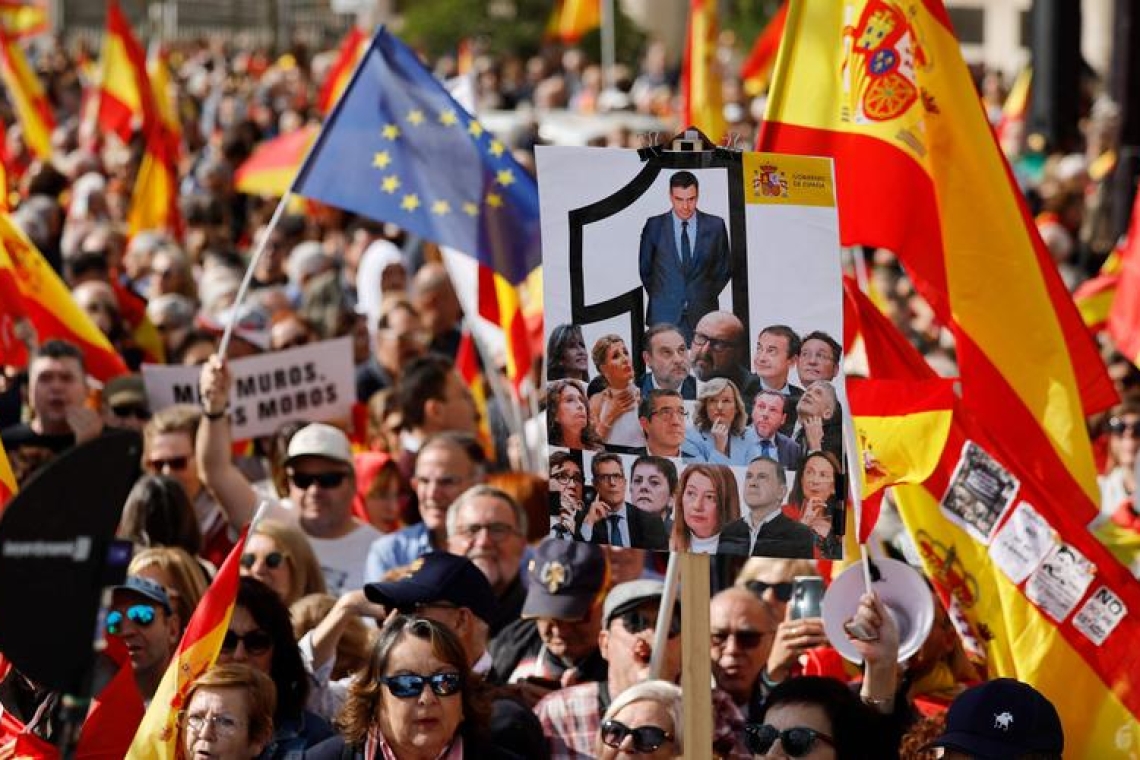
left=597, top=680, right=683, bottom=759
left=179, top=663, right=277, bottom=760
left=684, top=377, right=751, bottom=465
left=217, top=577, right=334, bottom=758
left=306, top=616, right=510, bottom=760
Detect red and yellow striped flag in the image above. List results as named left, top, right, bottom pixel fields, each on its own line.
left=1073, top=271, right=1118, bottom=334
left=0, top=29, right=53, bottom=160
left=0, top=213, right=127, bottom=381
left=760, top=0, right=1116, bottom=527
left=235, top=124, right=318, bottom=197
left=0, top=0, right=48, bottom=39
left=90, top=0, right=156, bottom=143
left=455, top=329, right=493, bottom=460
left=126, top=527, right=250, bottom=759
left=544, top=0, right=601, bottom=44
left=1108, top=189, right=1140, bottom=367
left=740, top=1, right=787, bottom=96
left=0, top=443, right=15, bottom=515
left=680, top=0, right=725, bottom=143
left=317, top=26, right=366, bottom=114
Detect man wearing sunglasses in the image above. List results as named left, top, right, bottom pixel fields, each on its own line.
left=197, top=356, right=382, bottom=595
left=535, top=579, right=747, bottom=759
left=709, top=587, right=778, bottom=721
left=100, top=374, right=152, bottom=432
left=107, top=576, right=180, bottom=703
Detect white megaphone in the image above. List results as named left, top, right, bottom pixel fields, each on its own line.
left=820, top=557, right=934, bottom=664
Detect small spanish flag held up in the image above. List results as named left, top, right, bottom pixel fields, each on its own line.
left=0, top=28, right=54, bottom=161
left=0, top=213, right=128, bottom=381
left=544, top=0, right=601, bottom=44
left=760, top=0, right=1117, bottom=528
left=126, top=526, right=250, bottom=760
left=740, top=1, right=787, bottom=96
left=681, top=0, right=725, bottom=143
left=317, top=26, right=366, bottom=114
left=90, top=0, right=156, bottom=143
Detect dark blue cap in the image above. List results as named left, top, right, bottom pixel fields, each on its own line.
left=927, top=678, right=1064, bottom=758
left=112, top=575, right=173, bottom=615
left=364, top=552, right=498, bottom=625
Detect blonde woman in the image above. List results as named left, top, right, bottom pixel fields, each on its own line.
left=241, top=519, right=327, bottom=606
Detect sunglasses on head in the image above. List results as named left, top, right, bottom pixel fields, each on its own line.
left=112, top=404, right=151, bottom=421
left=1108, top=418, right=1140, bottom=437
left=745, top=579, right=794, bottom=602
left=380, top=672, right=463, bottom=699
left=147, top=456, right=189, bottom=472
left=240, top=551, right=287, bottom=570
left=743, top=724, right=835, bottom=757
left=711, top=628, right=771, bottom=650
left=221, top=629, right=274, bottom=655
left=618, top=608, right=682, bottom=638
left=600, top=719, right=673, bottom=753
left=106, top=604, right=156, bottom=635
left=288, top=471, right=349, bottom=489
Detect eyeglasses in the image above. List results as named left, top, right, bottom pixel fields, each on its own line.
left=743, top=724, right=835, bottom=757
left=240, top=551, right=287, bottom=570
left=453, top=522, right=518, bottom=541
left=186, top=713, right=243, bottom=737
left=648, top=406, right=687, bottom=421
left=380, top=672, right=463, bottom=699
left=551, top=470, right=585, bottom=485
left=711, top=629, right=773, bottom=650
left=221, top=629, right=274, bottom=655
left=692, top=332, right=736, bottom=353
left=594, top=471, right=626, bottom=484
left=288, top=471, right=350, bottom=489
left=600, top=720, right=673, bottom=753
left=147, top=455, right=189, bottom=472
left=112, top=404, right=151, bottom=421
left=1108, top=418, right=1140, bottom=437
left=618, top=609, right=681, bottom=638
left=106, top=604, right=157, bottom=635
left=744, top=579, right=795, bottom=602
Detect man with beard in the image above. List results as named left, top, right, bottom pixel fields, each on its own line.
left=688, top=311, right=762, bottom=411
left=742, top=391, right=802, bottom=471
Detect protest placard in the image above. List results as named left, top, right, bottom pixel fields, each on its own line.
left=538, top=143, right=844, bottom=558
left=141, top=338, right=355, bottom=440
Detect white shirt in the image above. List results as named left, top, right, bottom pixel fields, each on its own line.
left=689, top=532, right=720, bottom=554
left=263, top=497, right=382, bottom=595
left=743, top=507, right=783, bottom=548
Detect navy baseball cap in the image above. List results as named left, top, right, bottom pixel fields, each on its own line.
left=364, top=552, right=498, bottom=625
left=926, top=678, right=1064, bottom=758
left=112, top=576, right=173, bottom=615
left=522, top=538, right=606, bottom=620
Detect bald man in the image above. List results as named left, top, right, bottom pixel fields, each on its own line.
left=710, top=587, right=778, bottom=720
left=410, top=262, right=464, bottom=358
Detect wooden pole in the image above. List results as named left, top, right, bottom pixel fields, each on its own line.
left=679, top=552, right=712, bottom=760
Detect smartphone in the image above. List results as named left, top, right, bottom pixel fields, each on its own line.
left=790, top=576, right=824, bottom=620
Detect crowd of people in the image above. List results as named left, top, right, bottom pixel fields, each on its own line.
left=0, top=12, right=1130, bottom=758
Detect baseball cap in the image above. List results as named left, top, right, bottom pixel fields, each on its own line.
left=925, top=678, right=1064, bottom=758
left=104, top=375, right=148, bottom=409
left=111, top=576, right=173, bottom=615
left=522, top=538, right=606, bottom=620
left=285, top=423, right=354, bottom=468
left=364, top=552, right=498, bottom=625
left=603, top=579, right=668, bottom=628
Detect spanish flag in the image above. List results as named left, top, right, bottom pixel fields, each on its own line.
left=128, top=42, right=183, bottom=239
left=0, top=28, right=53, bottom=161
left=126, top=526, right=249, bottom=759
left=739, top=1, right=787, bottom=96
left=0, top=0, right=48, bottom=39
left=760, top=0, right=1116, bottom=527
left=544, top=0, right=601, bottom=44
left=90, top=0, right=155, bottom=143
left=317, top=26, right=366, bottom=114
left=850, top=274, right=1140, bottom=755
left=455, top=328, right=493, bottom=460
left=1108, top=189, right=1140, bottom=367
left=0, top=213, right=128, bottom=381
left=234, top=124, right=318, bottom=197
left=0, top=442, right=15, bottom=514
left=680, top=0, right=725, bottom=143
left=1073, top=271, right=1118, bottom=334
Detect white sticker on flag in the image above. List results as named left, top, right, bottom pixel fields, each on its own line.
left=988, top=501, right=1055, bottom=584
left=1024, top=542, right=1096, bottom=622
left=1072, top=586, right=1127, bottom=646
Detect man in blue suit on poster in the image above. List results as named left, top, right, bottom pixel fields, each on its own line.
left=639, top=170, right=731, bottom=343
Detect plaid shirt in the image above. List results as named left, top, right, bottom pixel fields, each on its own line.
left=534, top=681, right=749, bottom=759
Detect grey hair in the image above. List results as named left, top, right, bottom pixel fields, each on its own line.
left=601, top=680, right=683, bottom=754
left=445, top=484, right=528, bottom=538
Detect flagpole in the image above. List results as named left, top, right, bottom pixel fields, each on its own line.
left=601, top=0, right=615, bottom=90
left=841, top=402, right=874, bottom=594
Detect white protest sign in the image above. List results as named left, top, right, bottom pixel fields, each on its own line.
left=1024, top=542, right=1096, bottom=623
left=988, top=501, right=1055, bottom=584
left=141, top=337, right=355, bottom=439
left=1072, top=585, right=1128, bottom=646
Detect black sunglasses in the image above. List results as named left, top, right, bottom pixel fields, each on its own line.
left=381, top=672, right=463, bottom=699
left=221, top=630, right=274, bottom=655
left=106, top=604, right=156, bottom=635
left=1108, top=418, right=1140, bottom=437
left=744, top=724, right=835, bottom=757
left=745, top=579, right=795, bottom=602
left=288, top=471, right=350, bottom=489
left=618, top=609, right=682, bottom=638
left=240, top=551, right=287, bottom=570
left=600, top=719, right=673, bottom=753
left=111, top=404, right=151, bottom=421
left=711, top=628, right=771, bottom=650
left=147, top=456, right=189, bottom=472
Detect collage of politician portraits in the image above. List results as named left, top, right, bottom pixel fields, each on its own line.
left=537, top=145, right=847, bottom=559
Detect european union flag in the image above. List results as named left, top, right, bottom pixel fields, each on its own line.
left=294, top=28, right=541, bottom=287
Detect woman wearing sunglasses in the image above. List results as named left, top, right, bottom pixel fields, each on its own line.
left=597, top=680, right=683, bottom=759
left=217, top=578, right=334, bottom=758
left=240, top=519, right=327, bottom=606
left=307, top=616, right=514, bottom=760
left=178, top=663, right=277, bottom=760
